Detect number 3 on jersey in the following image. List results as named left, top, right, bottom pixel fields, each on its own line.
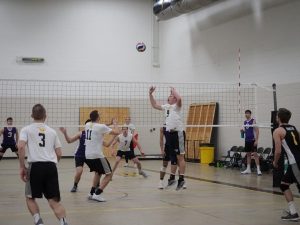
left=38, top=133, right=45, bottom=147
left=86, top=129, right=92, bottom=140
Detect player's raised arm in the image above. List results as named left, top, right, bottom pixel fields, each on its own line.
left=171, top=87, right=182, bottom=108
left=59, top=127, right=81, bottom=144
left=149, top=86, right=163, bottom=110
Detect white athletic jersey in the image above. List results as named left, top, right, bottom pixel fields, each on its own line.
left=161, top=103, right=184, bottom=132
left=124, top=123, right=135, bottom=134
left=85, top=122, right=112, bottom=159
left=118, top=133, right=133, bottom=152
left=19, top=123, right=61, bottom=163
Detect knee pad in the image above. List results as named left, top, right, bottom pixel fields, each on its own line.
left=160, top=167, right=167, bottom=173
left=280, top=183, right=290, bottom=192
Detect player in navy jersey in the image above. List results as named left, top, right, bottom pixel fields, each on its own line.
left=273, top=108, right=300, bottom=221
left=240, top=110, right=262, bottom=175
left=60, top=119, right=91, bottom=192
left=0, top=117, right=19, bottom=161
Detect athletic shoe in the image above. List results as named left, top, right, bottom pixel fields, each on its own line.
left=176, top=180, right=185, bottom=191
left=70, top=186, right=77, bottom=192
left=124, top=163, right=129, bottom=167
left=166, top=179, right=176, bottom=188
left=139, top=170, right=148, bottom=178
left=281, top=212, right=299, bottom=221
left=183, top=182, right=187, bottom=189
left=241, top=169, right=251, bottom=174
left=35, top=218, right=44, bottom=225
left=63, top=222, right=69, bottom=225
left=92, top=193, right=106, bottom=202
left=257, top=170, right=262, bottom=176
left=87, top=193, right=93, bottom=200
left=158, top=180, right=164, bottom=189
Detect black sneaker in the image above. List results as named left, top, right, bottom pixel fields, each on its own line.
left=166, top=179, right=176, bottom=188
left=35, top=218, right=44, bottom=225
left=176, top=180, right=185, bottom=191
left=281, top=212, right=299, bottom=221
left=70, top=186, right=77, bottom=192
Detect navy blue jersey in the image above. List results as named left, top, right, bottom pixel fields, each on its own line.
left=2, top=127, right=17, bottom=145
left=75, top=131, right=86, bottom=158
left=281, top=124, right=300, bottom=166
left=244, top=118, right=255, bottom=142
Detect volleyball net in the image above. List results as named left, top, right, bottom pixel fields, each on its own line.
left=0, top=79, right=273, bottom=129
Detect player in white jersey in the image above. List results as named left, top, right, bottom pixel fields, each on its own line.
left=18, top=104, right=68, bottom=225
left=110, top=127, right=147, bottom=178
left=149, top=86, right=186, bottom=190
left=123, top=117, right=144, bottom=167
left=85, top=110, right=119, bottom=202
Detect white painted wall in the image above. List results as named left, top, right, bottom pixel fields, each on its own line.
left=0, top=0, right=157, bottom=82
left=158, top=1, right=300, bottom=84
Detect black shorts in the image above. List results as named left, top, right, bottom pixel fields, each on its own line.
left=26, top=162, right=60, bottom=201
left=244, top=140, right=257, bottom=152
left=117, top=150, right=136, bottom=160
left=0, top=143, right=18, bottom=153
left=86, top=158, right=112, bottom=175
left=75, top=156, right=86, bottom=167
left=282, top=164, right=300, bottom=188
left=163, top=144, right=177, bottom=165
left=165, top=130, right=186, bottom=155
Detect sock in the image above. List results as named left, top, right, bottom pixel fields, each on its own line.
left=95, top=188, right=103, bottom=195
left=90, top=187, right=96, bottom=195
left=60, top=217, right=67, bottom=225
left=257, top=165, right=261, bottom=171
left=74, top=182, right=78, bottom=187
left=288, top=201, right=297, bottom=215
left=169, top=174, right=175, bottom=180
left=33, top=213, right=41, bottom=223
left=179, top=174, right=184, bottom=181
left=246, top=164, right=251, bottom=170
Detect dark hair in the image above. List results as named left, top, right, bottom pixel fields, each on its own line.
left=6, top=117, right=13, bottom=121
left=85, top=119, right=91, bottom=124
left=90, top=110, right=99, bottom=122
left=277, top=108, right=291, bottom=123
left=32, top=104, right=46, bottom=120
left=245, top=110, right=252, bottom=114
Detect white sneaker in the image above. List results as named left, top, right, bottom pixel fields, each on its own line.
left=241, top=169, right=251, bottom=174
left=183, top=183, right=187, bottom=189
left=257, top=170, right=262, bottom=176
left=124, top=163, right=129, bottom=167
left=139, top=170, right=148, bottom=178
left=87, top=193, right=93, bottom=200
left=91, top=193, right=106, bottom=202
left=158, top=180, right=164, bottom=189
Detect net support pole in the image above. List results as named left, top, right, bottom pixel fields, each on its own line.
left=271, top=83, right=283, bottom=187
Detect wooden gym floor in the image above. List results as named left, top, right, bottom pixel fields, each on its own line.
left=0, top=158, right=298, bottom=225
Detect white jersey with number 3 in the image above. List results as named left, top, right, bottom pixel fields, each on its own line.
left=19, top=123, right=62, bottom=163
left=118, top=133, right=132, bottom=152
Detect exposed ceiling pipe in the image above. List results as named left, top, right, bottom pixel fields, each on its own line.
left=153, top=0, right=296, bottom=21
left=153, top=0, right=222, bottom=21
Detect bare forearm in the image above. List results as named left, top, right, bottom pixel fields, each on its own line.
left=18, top=147, right=26, bottom=168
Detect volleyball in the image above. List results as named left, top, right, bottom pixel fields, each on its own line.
left=136, top=42, right=146, bottom=52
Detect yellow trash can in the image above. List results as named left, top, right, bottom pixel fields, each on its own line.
left=199, top=145, right=214, bottom=164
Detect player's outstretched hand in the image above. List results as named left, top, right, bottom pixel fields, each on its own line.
left=59, top=127, right=66, bottom=133
left=149, top=86, right=156, bottom=95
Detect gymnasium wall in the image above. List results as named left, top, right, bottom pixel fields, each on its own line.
left=158, top=0, right=300, bottom=84
left=0, top=0, right=157, bottom=81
